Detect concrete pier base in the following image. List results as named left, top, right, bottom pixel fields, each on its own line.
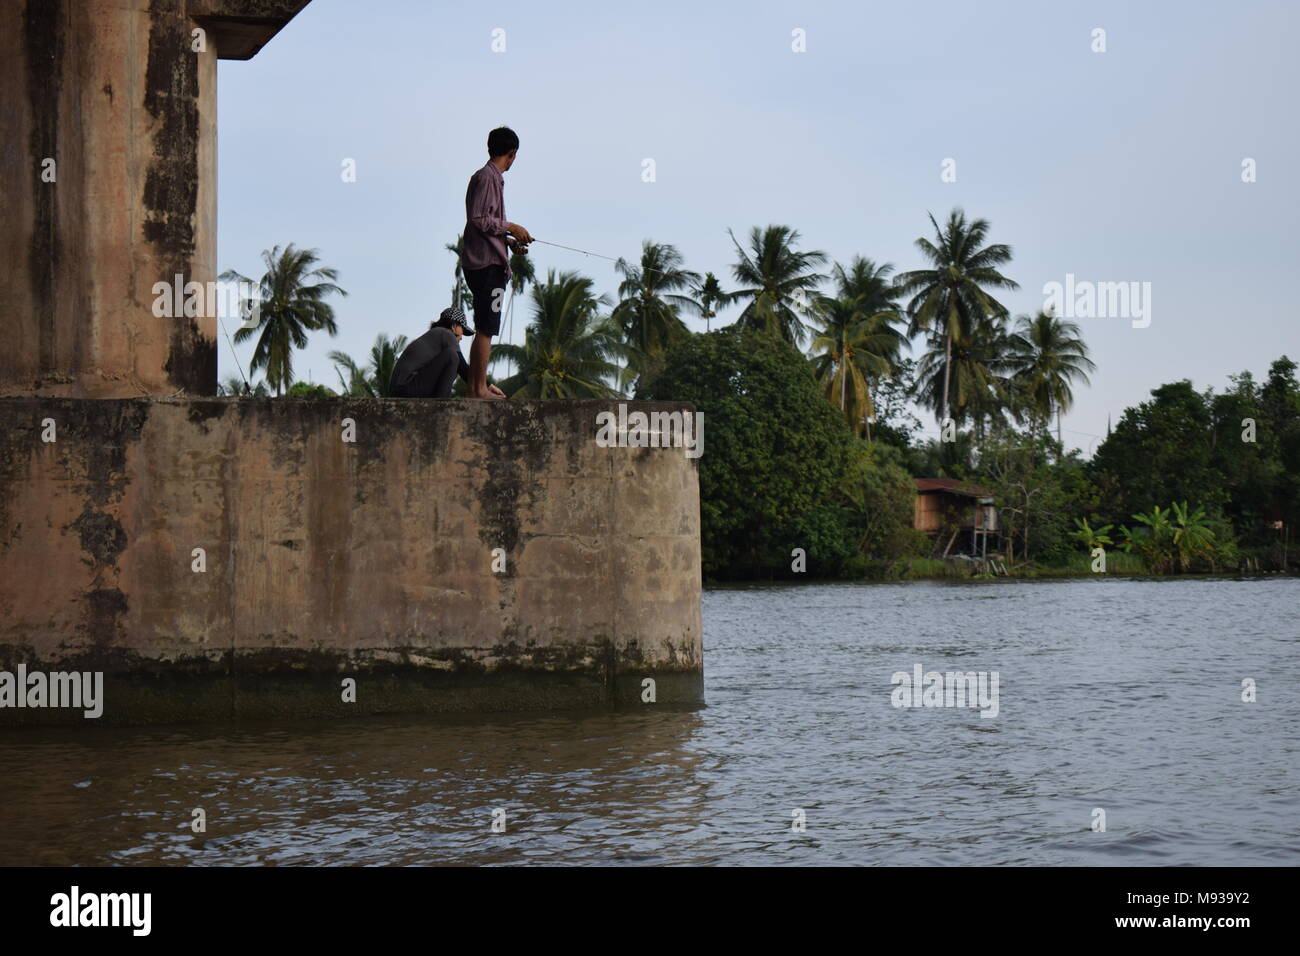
left=0, top=398, right=704, bottom=725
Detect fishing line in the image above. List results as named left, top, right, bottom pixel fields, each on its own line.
left=531, top=237, right=621, bottom=263
left=531, top=237, right=691, bottom=282
left=504, top=282, right=516, bottom=379
left=217, top=313, right=251, bottom=392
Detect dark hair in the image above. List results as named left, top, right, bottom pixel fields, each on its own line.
left=487, top=126, right=519, bottom=157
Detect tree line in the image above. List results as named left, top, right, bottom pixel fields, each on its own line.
left=218, top=209, right=1298, bottom=577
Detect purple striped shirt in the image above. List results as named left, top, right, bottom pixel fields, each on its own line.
left=461, top=160, right=511, bottom=279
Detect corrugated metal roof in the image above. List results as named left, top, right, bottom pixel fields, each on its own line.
left=913, top=477, right=995, bottom=498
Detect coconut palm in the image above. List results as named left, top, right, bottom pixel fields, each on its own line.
left=692, top=272, right=726, bottom=332
left=220, top=244, right=347, bottom=396
left=1007, top=310, right=1096, bottom=443
left=834, top=257, right=903, bottom=320
left=493, top=270, right=624, bottom=398
left=808, top=258, right=909, bottom=438
left=445, top=235, right=474, bottom=312
left=895, top=209, right=1019, bottom=423
left=913, top=314, right=1018, bottom=435
left=727, top=225, right=827, bottom=347
left=611, top=241, right=700, bottom=387
left=218, top=375, right=268, bottom=397
left=328, top=332, right=409, bottom=398
left=508, top=248, right=536, bottom=296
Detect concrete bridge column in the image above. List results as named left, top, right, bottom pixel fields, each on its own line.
left=0, top=0, right=310, bottom=398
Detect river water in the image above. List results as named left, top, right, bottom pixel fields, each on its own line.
left=2, top=577, right=1297, bottom=866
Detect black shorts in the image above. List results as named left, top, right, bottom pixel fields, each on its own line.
left=465, top=264, right=507, bottom=337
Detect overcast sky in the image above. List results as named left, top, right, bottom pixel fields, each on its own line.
left=216, top=0, right=1298, bottom=453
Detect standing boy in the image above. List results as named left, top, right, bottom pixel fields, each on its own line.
left=461, top=126, right=532, bottom=398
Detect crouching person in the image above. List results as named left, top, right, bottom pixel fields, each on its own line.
left=389, top=307, right=505, bottom=398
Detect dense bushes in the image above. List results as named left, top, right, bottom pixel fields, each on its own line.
left=639, top=327, right=924, bottom=578
left=643, top=337, right=1300, bottom=578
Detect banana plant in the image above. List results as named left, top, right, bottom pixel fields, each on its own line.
left=1170, top=500, right=1215, bottom=572
left=1123, top=505, right=1174, bottom=573
left=1069, top=516, right=1113, bottom=552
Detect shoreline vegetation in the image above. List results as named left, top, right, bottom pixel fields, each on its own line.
left=220, top=211, right=1299, bottom=584
left=708, top=554, right=1296, bottom=585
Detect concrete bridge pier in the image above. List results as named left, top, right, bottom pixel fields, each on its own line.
left=0, top=0, right=706, bottom=724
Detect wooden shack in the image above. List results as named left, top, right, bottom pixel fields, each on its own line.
left=913, top=478, right=998, bottom=558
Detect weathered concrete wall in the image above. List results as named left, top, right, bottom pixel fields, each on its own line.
left=0, top=0, right=310, bottom=398
left=0, top=398, right=704, bottom=724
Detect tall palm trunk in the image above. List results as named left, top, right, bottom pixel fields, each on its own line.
left=840, top=345, right=847, bottom=412
left=941, top=332, right=952, bottom=424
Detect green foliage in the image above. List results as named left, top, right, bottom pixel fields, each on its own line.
left=1092, top=358, right=1300, bottom=562
left=612, top=241, right=699, bottom=391
left=726, top=225, right=828, bottom=347
left=808, top=257, right=909, bottom=437
left=1091, top=381, right=1221, bottom=519
left=836, top=441, right=929, bottom=570
left=1006, top=310, right=1096, bottom=440
left=286, top=381, right=337, bottom=399
left=978, top=429, right=1076, bottom=563
left=444, top=234, right=474, bottom=312
left=329, top=333, right=409, bottom=398
left=1170, top=500, right=1215, bottom=572
left=218, top=375, right=269, bottom=397
left=221, top=244, right=347, bottom=396
left=1069, top=517, right=1113, bottom=551
left=494, top=270, right=624, bottom=398
left=693, top=272, right=727, bottom=332
left=1119, top=501, right=1230, bottom=573
left=869, top=357, right=924, bottom=449
left=895, top=208, right=1019, bottom=424
left=638, top=325, right=854, bottom=577
left=223, top=215, right=1296, bottom=578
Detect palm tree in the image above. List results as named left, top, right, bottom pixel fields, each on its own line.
left=508, top=249, right=536, bottom=296
left=895, top=209, right=1019, bottom=424
left=1007, top=310, right=1096, bottom=444
left=328, top=332, right=409, bottom=398
left=330, top=352, right=372, bottom=397
left=913, top=314, right=1018, bottom=436
left=445, top=235, right=474, bottom=312
left=727, top=225, right=827, bottom=347
left=692, top=272, right=726, bottom=332
left=220, top=244, right=347, bottom=396
left=611, top=241, right=700, bottom=389
left=484, top=249, right=540, bottom=379
left=808, top=258, right=909, bottom=437
left=218, top=375, right=268, bottom=397
left=493, top=270, right=624, bottom=398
